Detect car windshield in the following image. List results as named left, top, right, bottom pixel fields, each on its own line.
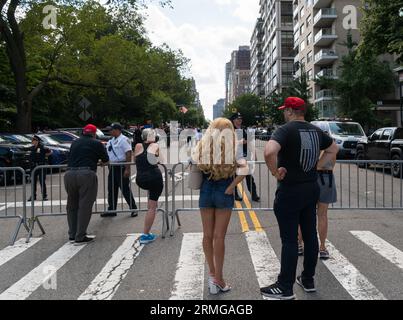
left=49, top=133, right=77, bottom=142
left=329, top=123, right=365, bottom=136
left=0, top=136, right=12, bottom=144
left=10, top=135, right=32, bottom=143
left=40, top=135, right=61, bottom=145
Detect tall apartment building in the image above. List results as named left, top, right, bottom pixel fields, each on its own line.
left=213, top=98, right=225, bottom=119
left=293, top=0, right=362, bottom=118
left=225, top=46, right=251, bottom=106
left=250, top=18, right=265, bottom=97
left=190, top=78, right=202, bottom=109
left=251, top=0, right=294, bottom=98
left=225, top=62, right=231, bottom=107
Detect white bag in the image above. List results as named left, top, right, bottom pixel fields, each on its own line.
left=187, top=164, right=203, bottom=190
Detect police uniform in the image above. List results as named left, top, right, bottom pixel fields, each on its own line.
left=64, top=125, right=109, bottom=243
left=104, top=126, right=137, bottom=216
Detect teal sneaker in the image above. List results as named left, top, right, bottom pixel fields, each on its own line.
left=139, top=233, right=157, bottom=245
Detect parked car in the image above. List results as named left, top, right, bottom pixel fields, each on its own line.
left=101, top=128, right=135, bottom=148
left=255, top=128, right=272, bottom=141
left=60, top=127, right=111, bottom=145
left=0, top=136, right=31, bottom=185
left=311, top=120, right=367, bottom=159
left=356, top=127, right=403, bottom=177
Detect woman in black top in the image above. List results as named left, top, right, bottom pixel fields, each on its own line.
left=134, top=129, right=163, bottom=245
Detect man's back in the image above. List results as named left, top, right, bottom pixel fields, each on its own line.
left=271, top=121, right=333, bottom=185
left=68, top=136, right=108, bottom=171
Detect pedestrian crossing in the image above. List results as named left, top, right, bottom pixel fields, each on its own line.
left=0, top=230, right=401, bottom=300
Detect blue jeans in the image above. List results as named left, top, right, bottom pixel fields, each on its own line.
left=199, top=177, right=234, bottom=209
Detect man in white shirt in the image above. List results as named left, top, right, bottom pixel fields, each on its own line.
left=102, top=123, right=138, bottom=218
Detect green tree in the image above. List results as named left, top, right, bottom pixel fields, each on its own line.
left=0, top=0, right=171, bottom=132
left=334, top=34, right=395, bottom=127
left=223, top=93, right=263, bottom=127
left=359, top=0, right=403, bottom=63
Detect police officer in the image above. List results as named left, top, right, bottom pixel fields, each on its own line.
left=261, top=97, right=339, bottom=299
left=230, top=112, right=260, bottom=202
left=102, top=123, right=138, bottom=218
left=28, top=135, right=52, bottom=202
left=65, top=124, right=109, bottom=245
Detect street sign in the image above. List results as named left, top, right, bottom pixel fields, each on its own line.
left=78, top=97, right=92, bottom=121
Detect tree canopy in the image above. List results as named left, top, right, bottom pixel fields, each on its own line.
left=0, top=0, right=205, bottom=132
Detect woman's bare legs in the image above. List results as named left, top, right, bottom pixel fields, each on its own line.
left=201, top=208, right=216, bottom=277
left=317, top=203, right=329, bottom=251
left=143, top=199, right=158, bottom=234
left=213, top=209, right=232, bottom=287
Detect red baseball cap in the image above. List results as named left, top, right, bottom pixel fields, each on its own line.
left=83, top=124, right=97, bottom=135
left=278, top=97, right=306, bottom=111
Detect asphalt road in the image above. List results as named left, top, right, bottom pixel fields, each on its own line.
left=0, top=145, right=403, bottom=300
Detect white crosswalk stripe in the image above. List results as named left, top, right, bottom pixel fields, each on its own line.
left=0, top=242, right=87, bottom=300
left=0, top=230, right=400, bottom=300
left=245, top=231, right=281, bottom=300
left=0, top=238, right=42, bottom=268
left=351, top=231, right=403, bottom=271
left=78, top=234, right=144, bottom=300
left=322, top=240, right=386, bottom=300
left=170, top=233, right=205, bottom=300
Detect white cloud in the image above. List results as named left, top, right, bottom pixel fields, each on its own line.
left=143, top=2, right=259, bottom=120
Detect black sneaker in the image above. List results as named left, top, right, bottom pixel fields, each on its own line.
left=28, top=196, right=36, bottom=202
left=296, top=276, right=316, bottom=293
left=130, top=209, right=138, bottom=218
left=43, top=196, right=48, bottom=201
left=101, top=212, right=117, bottom=218
left=74, top=236, right=96, bottom=246
left=260, top=283, right=296, bottom=300
left=69, top=238, right=75, bottom=244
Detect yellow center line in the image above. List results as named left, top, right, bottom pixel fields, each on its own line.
left=235, top=200, right=249, bottom=233
left=238, top=183, right=264, bottom=232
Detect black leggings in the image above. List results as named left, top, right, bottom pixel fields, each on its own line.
left=136, top=172, right=163, bottom=201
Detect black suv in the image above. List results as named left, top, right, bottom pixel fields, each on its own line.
left=0, top=136, right=31, bottom=184
left=356, top=127, right=403, bottom=177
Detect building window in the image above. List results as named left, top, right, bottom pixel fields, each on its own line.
left=306, top=14, right=312, bottom=27
left=300, top=24, right=305, bottom=36
left=281, top=31, right=294, bottom=57
left=306, top=32, right=312, bottom=46
left=300, top=7, right=304, bottom=19
left=307, top=51, right=313, bottom=63
left=307, top=69, right=313, bottom=80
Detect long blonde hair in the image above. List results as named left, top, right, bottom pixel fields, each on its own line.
left=192, top=118, right=237, bottom=180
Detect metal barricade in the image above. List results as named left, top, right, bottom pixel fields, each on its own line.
left=169, top=160, right=403, bottom=236
left=0, top=167, right=29, bottom=245
left=27, top=162, right=170, bottom=243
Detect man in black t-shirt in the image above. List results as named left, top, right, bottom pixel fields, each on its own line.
left=65, top=124, right=109, bottom=245
left=260, top=97, right=338, bottom=300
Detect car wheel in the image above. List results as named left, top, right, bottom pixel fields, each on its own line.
left=392, top=155, right=402, bottom=178
left=356, top=151, right=366, bottom=168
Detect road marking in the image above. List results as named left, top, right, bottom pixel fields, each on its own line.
left=351, top=231, right=403, bottom=271
left=78, top=234, right=144, bottom=300
left=322, top=240, right=386, bottom=300
left=170, top=233, right=205, bottom=300
left=0, top=196, right=201, bottom=212
left=0, top=238, right=42, bottom=268
left=238, top=184, right=263, bottom=232
left=245, top=231, right=280, bottom=300
left=0, top=242, right=87, bottom=300
left=235, top=201, right=249, bottom=233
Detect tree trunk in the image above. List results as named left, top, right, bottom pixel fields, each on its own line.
left=14, top=65, right=31, bottom=133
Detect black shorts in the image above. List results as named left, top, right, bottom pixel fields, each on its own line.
left=136, top=173, right=163, bottom=201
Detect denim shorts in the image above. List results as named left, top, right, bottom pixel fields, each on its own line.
left=199, top=177, right=234, bottom=209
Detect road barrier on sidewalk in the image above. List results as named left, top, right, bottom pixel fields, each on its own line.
left=0, top=167, right=29, bottom=245
left=2, top=159, right=403, bottom=243
left=168, top=160, right=403, bottom=236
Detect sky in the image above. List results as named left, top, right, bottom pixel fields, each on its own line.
left=143, top=0, right=260, bottom=120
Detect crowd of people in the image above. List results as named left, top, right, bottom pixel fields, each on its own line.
left=26, top=96, right=339, bottom=300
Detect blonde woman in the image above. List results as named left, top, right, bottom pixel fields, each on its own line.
left=192, top=118, right=247, bottom=295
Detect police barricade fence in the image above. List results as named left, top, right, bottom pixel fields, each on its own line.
left=0, top=167, right=30, bottom=245
left=168, top=160, right=403, bottom=236
left=2, top=159, right=403, bottom=244
left=26, top=162, right=170, bottom=243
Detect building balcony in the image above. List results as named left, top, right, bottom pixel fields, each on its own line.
left=314, top=49, right=338, bottom=65
left=293, top=21, right=300, bottom=34
left=316, top=68, right=338, bottom=79
left=313, top=0, right=334, bottom=9
left=314, top=28, right=338, bottom=46
left=313, top=8, right=337, bottom=28
left=293, top=6, right=299, bottom=18
left=315, top=89, right=337, bottom=101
